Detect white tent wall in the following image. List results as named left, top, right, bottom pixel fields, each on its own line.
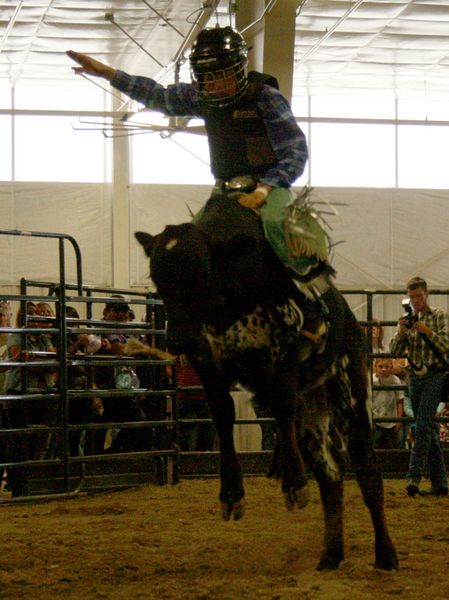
left=129, top=184, right=449, bottom=347
left=129, top=184, right=449, bottom=290
left=1, top=181, right=448, bottom=345
left=129, top=183, right=209, bottom=291
left=0, top=182, right=112, bottom=288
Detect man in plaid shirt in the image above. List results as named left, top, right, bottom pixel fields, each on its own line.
left=66, top=27, right=330, bottom=278
left=390, top=276, right=449, bottom=497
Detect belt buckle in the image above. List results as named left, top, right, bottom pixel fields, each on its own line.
left=413, top=365, right=428, bottom=376
left=224, top=175, right=257, bottom=192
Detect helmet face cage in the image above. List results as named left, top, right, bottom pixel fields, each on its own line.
left=191, top=59, right=248, bottom=107
left=190, top=27, right=249, bottom=107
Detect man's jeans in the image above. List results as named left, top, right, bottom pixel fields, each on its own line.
left=407, top=371, right=448, bottom=489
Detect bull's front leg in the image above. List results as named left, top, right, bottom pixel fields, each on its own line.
left=275, top=415, right=310, bottom=510
left=205, top=388, right=245, bottom=521
left=270, top=371, right=309, bottom=510
left=347, top=424, right=399, bottom=570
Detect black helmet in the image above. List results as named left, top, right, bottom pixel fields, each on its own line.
left=190, top=26, right=248, bottom=107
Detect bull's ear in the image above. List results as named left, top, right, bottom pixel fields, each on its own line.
left=135, top=231, right=154, bottom=257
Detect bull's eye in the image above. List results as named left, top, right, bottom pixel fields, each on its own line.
left=165, top=238, right=178, bottom=251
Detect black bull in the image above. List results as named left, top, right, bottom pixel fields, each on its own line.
left=135, top=194, right=398, bottom=570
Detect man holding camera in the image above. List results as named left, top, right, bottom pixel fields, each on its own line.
left=390, top=276, right=449, bottom=497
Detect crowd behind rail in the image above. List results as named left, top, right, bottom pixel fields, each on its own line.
left=0, top=290, right=220, bottom=499
left=0, top=277, right=448, bottom=500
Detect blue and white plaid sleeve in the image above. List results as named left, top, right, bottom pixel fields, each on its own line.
left=111, top=70, right=202, bottom=117
left=256, top=87, right=308, bottom=188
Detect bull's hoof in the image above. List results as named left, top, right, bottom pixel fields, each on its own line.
left=375, top=548, right=399, bottom=571
left=284, top=483, right=310, bottom=511
left=221, top=498, right=246, bottom=521
left=316, top=552, right=343, bottom=571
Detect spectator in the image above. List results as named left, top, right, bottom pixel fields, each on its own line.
left=174, top=356, right=215, bottom=452
left=93, top=297, right=147, bottom=454
left=0, top=301, right=12, bottom=490
left=35, top=301, right=56, bottom=344
left=364, top=319, right=385, bottom=354
left=125, top=317, right=174, bottom=451
left=372, top=358, right=404, bottom=449
left=390, top=276, right=449, bottom=497
left=65, top=306, right=101, bottom=456
left=4, top=302, right=58, bottom=496
left=0, top=301, right=12, bottom=390
left=437, top=402, right=449, bottom=447
left=392, top=358, right=414, bottom=448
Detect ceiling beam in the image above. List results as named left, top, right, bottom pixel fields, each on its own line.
left=236, top=0, right=300, bottom=102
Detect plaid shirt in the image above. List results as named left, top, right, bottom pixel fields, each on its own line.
left=390, top=305, right=449, bottom=369
left=111, top=70, right=308, bottom=188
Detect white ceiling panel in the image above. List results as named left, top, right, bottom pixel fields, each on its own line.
left=2, top=0, right=449, bottom=99
left=294, top=0, right=449, bottom=98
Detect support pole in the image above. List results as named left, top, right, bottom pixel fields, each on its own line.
left=236, top=0, right=300, bottom=103
left=111, top=94, right=130, bottom=289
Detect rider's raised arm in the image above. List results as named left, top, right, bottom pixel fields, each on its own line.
left=66, top=50, right=116, bottom=81
left=110, top=70, right=201, bottom=117
left=67, top=50, right=201, bottom=118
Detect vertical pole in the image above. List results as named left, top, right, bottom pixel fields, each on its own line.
left=236, top=0, right=299, bottom=102
left=111, top=95, right=131, bottom=289
left=261, top=0, right=298, bottom=103
left=58, top=238, right=70, bottom=492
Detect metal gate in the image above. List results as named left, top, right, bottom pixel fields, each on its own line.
left=0, top=230, right=448, bottom=502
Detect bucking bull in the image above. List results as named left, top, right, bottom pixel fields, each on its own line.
left=135, top=193, right=398, bottom=571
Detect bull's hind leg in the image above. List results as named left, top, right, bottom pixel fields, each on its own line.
left=298, top=413, right=346, bottom=570
left=301, top=439, right=345, bottom=569
left=347, top=423, right=399, bottom=570
left=315, top=477, right=344, bottom=570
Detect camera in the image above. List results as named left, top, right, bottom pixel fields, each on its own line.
left=401, top=298, right=418, bottom=329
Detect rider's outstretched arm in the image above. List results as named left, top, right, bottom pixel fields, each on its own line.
left=66, top=50, right=116, bottom=81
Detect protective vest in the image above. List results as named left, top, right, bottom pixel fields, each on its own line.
left=202, top=71, right=278, bottom=180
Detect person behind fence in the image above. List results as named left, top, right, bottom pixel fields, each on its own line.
left=173, top=355, right=215, bottom=452
left=364, top=319, right=385, bottom=354
left=437, top=401, right=449, bottom=447
left=372, top=357, right=404, bottom=449
left=93, top=296, right=148, bottom=454
left=4, top=302, right=58, bottom=496
left=65, top=305, right=102, bottom=456
left=0, top=301, right=13, bottom=489
left=392, top=358, right=414, bottom=448
left=390, top=276, right=449, bottom=497
left=125, top=316, right=173, bottom=451
left=35, top=301, right=56, bottom=344
left=67, top=27, right=331, bottom=328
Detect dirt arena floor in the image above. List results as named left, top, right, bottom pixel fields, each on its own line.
left=0, top=476, right=448, bottom=600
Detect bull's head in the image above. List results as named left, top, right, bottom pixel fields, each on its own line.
left=135, top=226, right=225, bottom=355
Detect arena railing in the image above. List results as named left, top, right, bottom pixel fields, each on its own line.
left=0, top=230, right=179, bottom=502
left=1, top=234, right=448, bottom=500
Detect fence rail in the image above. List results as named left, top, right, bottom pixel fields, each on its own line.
left=0, top=247, right=448, bottom=501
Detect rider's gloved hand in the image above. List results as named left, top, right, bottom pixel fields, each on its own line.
left=238, top=186, right=271, bottom=210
